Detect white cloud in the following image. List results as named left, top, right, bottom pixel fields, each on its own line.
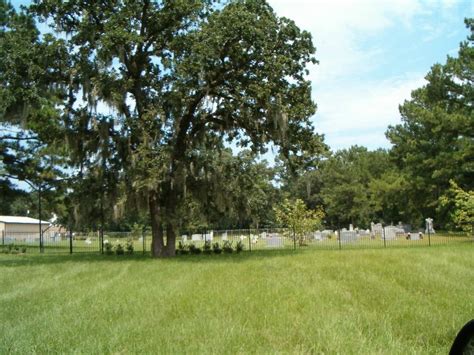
left=314, top=75, right=427, bottom=149
left=267, top=0, right=463, bottom=151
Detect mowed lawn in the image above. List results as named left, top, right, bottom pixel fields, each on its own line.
left=1, top=245, right=473, bottom=354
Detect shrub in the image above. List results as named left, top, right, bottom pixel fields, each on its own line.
left=177, top=241, right=189, bottom=255
left=126, top=239, right=134, bottom=255
left=212, top=242, right=222, bottom=254
left=203, top=240, right=212, bottom=255
left=115, top=243, right=125, bottom=255
left=6, top=244, right=20, bottom=254
left=21, top=247, right=27, bottom=253
left=189, top=243, right=202, bottom=255
left=235, top=240, right=244, bottom=253
left=104, top=241, right=114, bottom=255
left=223, top=240, right=233, bottom=254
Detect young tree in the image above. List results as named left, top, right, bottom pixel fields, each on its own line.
left=439, top=180, right=474, bottom=232
left=274, top=198, right=324, bottom=246
left=11, top=0, right=322, bottom=257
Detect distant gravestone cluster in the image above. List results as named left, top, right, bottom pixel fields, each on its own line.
left=176, top=218, right=436, bottom=248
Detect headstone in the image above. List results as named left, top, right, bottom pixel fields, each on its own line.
left=358, top=229, right=370, bottom=237
left=349, top=224, right=354, bottom=231
left=266, top=233, right=282, bottom=248
left=340, top=230, right=357, bottom=243
left=371, top=222, right=383, bottom=238
left=181, top=235, right=187, bottom=242
left=221, top=232, right=228, bottom=241
left=425, top=218, right=435, bottom=234
left=383, top=226, right=397, bottom=240
left=314, top=231, right=323, bottom=241
left=203, top=231, right=213, bottom=241
left=321, top=230, right=333, bottom=239
left=191, top=234, right=201, bottom=241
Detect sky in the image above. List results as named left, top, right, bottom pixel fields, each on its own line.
left=268, top=0, right=473, bottom=151
left=10, top=0, right=474, bottom=152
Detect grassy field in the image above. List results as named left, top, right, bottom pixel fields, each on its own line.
left=1, top=244, right=473, bottom=354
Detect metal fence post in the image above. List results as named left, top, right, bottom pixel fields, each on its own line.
left=293, top=228, right=296, bottom=250
left=248, top=228, right=252, bottom=252
left=142, top=231, right=145, bottom=254
left=2, top=230, right=4, bottom=246
left=69, top=229, right=73, bottom=254
left=338, top=229, right=342, bottom=250
left=382, top=225, right=386, bottom=248
left=100, top=228, right=104, bottom=254
left=428, top=228, right=431, bottom=247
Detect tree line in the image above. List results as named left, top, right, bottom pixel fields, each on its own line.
left=1, top=1, right=472, bottom=257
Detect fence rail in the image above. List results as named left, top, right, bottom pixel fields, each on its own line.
left=1, top=227, right=472, bottom=255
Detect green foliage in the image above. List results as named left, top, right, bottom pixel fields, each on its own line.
left=274, top=198, right=324, bottom=245
left=212, top=242, right=222, bottom=255
left=188, top=243, right=202, bottom=255
left=5, top=0, right=321, bottom=257
left=104, top=242, right=113, bottom=255
left=440, top=180, right=474, bottom=232
left=125, top=239, right=134, bottom=255
left=386, top=18, right=474, bottom=225
left=3, top=244, right=26, bottom=254
left=235, top=240, right=244, bottom=253
left=203, top=240, right=212, bottom=255
left=115, top=243, right=124, bottom=256
left=319, top=147, right=397, bottom=227
left=176, top=241, right=189, bottom=256
left=222, top=240, right=233, bottom=254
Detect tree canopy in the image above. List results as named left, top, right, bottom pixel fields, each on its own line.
left=1, top=0, right=324, bottom=256
left=386, top=18, right=474, bottom=225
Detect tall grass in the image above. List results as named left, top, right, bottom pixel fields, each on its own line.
left=1, top=244, right=473, bottom=354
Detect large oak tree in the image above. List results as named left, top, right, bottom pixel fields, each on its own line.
left=2, top=0, right=322, bottom=256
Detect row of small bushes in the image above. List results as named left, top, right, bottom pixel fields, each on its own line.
left=104, top=240, right=134, bottom=255
left=176, top=240, right=244, bottom=255
left=2, top=244, right=27, bottom=254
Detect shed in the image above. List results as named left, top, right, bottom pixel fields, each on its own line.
left=0, top=216, right=50, bottom=237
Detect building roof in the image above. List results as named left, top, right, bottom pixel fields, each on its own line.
left=0, top=216, right=50, bottom=225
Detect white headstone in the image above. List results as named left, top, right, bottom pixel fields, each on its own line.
left=314, top=231, right=323, bottom=241
left=340, top=230, right=357, bottom=243
left=321, top=230, right=333, bottom=239
left=267, top=234, right=282, bottom=248
left=383, top=226, right=397, bottom=240
left=425, top=218, right=435, bottom=234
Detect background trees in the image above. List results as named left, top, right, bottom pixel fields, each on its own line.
left=1, top=0, right=471, bottom=250
left=386, top=18, right=473, bottom=226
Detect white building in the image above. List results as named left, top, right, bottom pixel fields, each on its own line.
left=0, top=216, right=50, bottom=241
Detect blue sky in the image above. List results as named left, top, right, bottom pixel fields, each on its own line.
left=11, top=0, right=473, bottom=152
left=269, top=0, right=473, bottom=151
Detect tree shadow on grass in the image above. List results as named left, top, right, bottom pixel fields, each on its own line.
left=0, top=248, right=307, bottom=268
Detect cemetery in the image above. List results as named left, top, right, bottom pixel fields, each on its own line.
left=1, top=1, right=473, bottom=354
